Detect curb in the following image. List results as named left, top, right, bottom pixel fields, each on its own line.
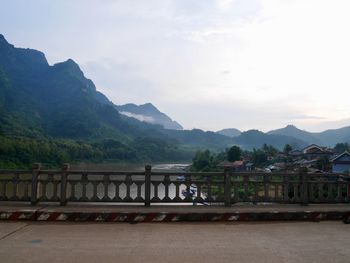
left=1, top=210, right=350, bottom=223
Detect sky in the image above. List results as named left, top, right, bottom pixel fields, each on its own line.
left=1, top=0, right=350, bottom=132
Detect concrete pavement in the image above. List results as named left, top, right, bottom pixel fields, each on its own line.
left=0, top=221, right=349, bottom=263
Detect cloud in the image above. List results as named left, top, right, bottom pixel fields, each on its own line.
left=119, top=111, right=155, bottom=124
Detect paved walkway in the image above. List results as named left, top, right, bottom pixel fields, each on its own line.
left=0, top=221, right=349, bottom=263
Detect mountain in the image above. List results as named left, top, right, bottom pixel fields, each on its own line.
left=116, top=103, right=183, bottom=130
left=0, top=34, right=130, bottom=139
left=314, top=126, right=350, bottom=146
left=162, top=129, right=233, bottom=150
left=216, top=128, right=241, bottom=138
left=232, top=129, right=308, bottom=150
left=0, top=34, right=235, bottom=167
left=268, top=125, right=321, bottom=145
left=267, top=124, right=350, bottom=147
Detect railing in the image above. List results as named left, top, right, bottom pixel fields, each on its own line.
left=0, top=164, right=349, bottom=206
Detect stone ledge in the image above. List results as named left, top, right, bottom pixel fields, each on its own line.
left=0, top=203, right=349, bottom=223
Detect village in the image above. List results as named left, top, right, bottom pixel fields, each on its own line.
left=221, top=143, right=350, bottom=174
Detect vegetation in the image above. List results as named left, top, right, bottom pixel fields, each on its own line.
left=191, top=143, right=295, bottom=172
left=191, top=146, right=244, bottom=172
left=0, top=135, right=193, bottom=169
left=227, top=145, right=242, bottom=162
left=334, top=143, right=350, bottom=154
left=283, top=144, right=293, bottom=154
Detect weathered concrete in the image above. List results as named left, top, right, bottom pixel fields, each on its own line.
left=1, top=202, right=350, bottom=213
left=0, top=221, right=349, bottom=263
left=0, top=203, right=350, bottom=222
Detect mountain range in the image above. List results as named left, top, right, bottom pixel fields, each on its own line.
left=0, top=34, right=231, bottom=162
left=214, top=125, right=350, bottom=150
left=0, top=33, right=349, bottom=164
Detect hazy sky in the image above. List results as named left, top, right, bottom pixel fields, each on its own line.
left=1, top=0, right=350, bottom=132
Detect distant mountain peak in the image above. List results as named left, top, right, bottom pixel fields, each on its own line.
left=53, top=58, right=84, bottom=77
left=0, top=34, right=8, bottom=44
left=116, top=103, right=183, bottom=130
left=60, top=58, right=80, bottom=69
left=216, top=128, right=241, bottom=138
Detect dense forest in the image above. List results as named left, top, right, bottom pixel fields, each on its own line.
left=0, top=135, right=193, bottom=168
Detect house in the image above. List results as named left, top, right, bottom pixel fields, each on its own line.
left=268, top=162, right=287, bottom=172
left=303, top=144, right=334, bottom=160
left=293, top=159, right=318, bottom=169
left=289, top=149, right=303, bottom=157
left=245, top=162, right=254, bottom=171
left=217, top=160, right=246, bottom=171
left=331, top=151, right=350, bottom=173
left=232, top=160, right=245, bottom=171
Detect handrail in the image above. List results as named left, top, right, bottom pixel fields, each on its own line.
left=0, top=164, right=349, bottom=206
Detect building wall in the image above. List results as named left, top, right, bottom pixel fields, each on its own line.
left=332, top=163, right=350, bottom=173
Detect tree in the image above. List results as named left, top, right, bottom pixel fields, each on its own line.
left=227, top=146, right=242, bottom=162
left=283, top=144, right=293, bottom=154
left=191, top=150, right=214, bottom=172
left=315, top=156, right=331, bottom=171
left=252, top=149, right=268, bottom=167
left=334, top=143, right=349, bottom=154
left=262, top=144, right=278, bottom=157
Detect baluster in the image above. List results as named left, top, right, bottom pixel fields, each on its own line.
left=144, top=165, right=151, bottom=206
left=232, top=175, right=238, bottom=203
left=243, top=174, right=249, bottom=202
left=174, top=181, right=181, bottom=201
left=70, top=182, right=76, bottom=201
left=196, top=183, right=202, bottom=202
left=283, top=175, right=289, bottom=202
left=114, top=182, right=121, bottom=201
left=274, top=182, right=279, bottom=201
left=184, top=174, right=192, bottom=202
left=60, top=163, right=69, bottom=206
left=300, top=167, right=308, bottom=205
left=327, top=181, right=333, bottom=202
left=318, top=182, right=323, bottom=202
left=224, top=167, right=232, bottom=206
left=153, top=182, right=159, bottom=201
left=125, top=174, right=132, bottom=201
left=264, top=174, right=269, bottom=202
left=1, top=181, right=7, bottom=201
left=11, top=173, right=19, bottom=200
left=81, top=174, right=88, bottom=201
left=52, top=175, right=59, bottom=201
left=164, top=175, right=171, bottom=201
left=92, top=181, right=98, bottom=201
left=253, top=177, right=259, bottom=203
left=337, top=176, right=343, bottom=202
left=23, top=181, right=29, bottom=201
left=207, top=175, right=212, bottom=203
left=136, top=182, right=143, bottom=201
left=31, top=163, right=41, bottom=205
left=103, top=175, right=110, bottom=201
left=46, top=173, right=54, bottom=201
